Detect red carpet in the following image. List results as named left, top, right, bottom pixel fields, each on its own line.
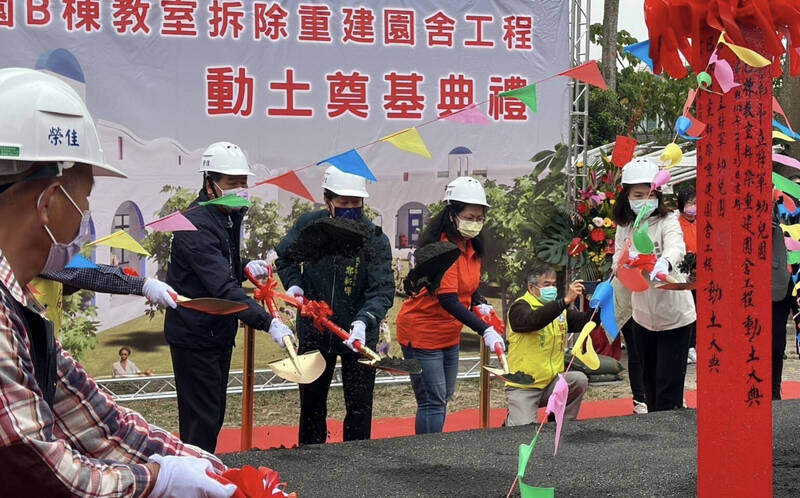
left=213, top=381, right=800, bottom=454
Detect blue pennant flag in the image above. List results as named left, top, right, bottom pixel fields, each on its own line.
left=773, top=119, right=800, bottom=140
left=65, top=254, right=98, bottom=269
left=589, top=280, right=619, bottom=340
left=318, top=149, right=377, bottom=182
left=622, top=40, right=654, bottom=71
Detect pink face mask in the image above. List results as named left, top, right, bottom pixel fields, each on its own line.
left=683, top=205, right=697, bottom=217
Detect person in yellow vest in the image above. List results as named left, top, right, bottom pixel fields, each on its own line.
left=505, top=264, right=590, bottom=426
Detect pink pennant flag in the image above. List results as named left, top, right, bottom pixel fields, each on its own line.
left=713, top=59, right=740, bottom=93
left=774, top=153, right=800, bottom=171
left=682, top=89, right=697, bottom=116
left=145, top=211, right=197, bottom=232
left=786, top=237, right=800, bottom=251
left=441, top=104, right=491, bottom=125
left=544, top=374, right=569, bottom=456
left=651, top=169, right=671, bottom=190
left=774, top=97, right=795, bottom=133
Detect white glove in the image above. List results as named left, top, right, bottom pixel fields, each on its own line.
left=142, top=279, right=177, bottom=309
left=651, top=257, right=670, bottom=281
left=268, top=319, right=295, bottom=348
left=245, top=260, right=270, bottom=279
left=475, top=303, right=493, bottom=315
left=345, top=320, right=367, bottom=352
left=286, top=285, right=304, bottom=303
left=148, top=454, right=236, bottom=498
left=483, top=327, right=505, bottom=352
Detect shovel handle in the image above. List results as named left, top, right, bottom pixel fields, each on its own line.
left=282, top=335, right=304, bottom=374
left=493, top=343, right=510, bottom=374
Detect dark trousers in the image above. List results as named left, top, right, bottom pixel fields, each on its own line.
left=621, top=320, right=646, bottom=404
left=170, top=345, right=232, bottom=453
left=688, top=290, right=697, bottom=349
left=772, top=292, right=792, bottom=400
left=633, top=321, right=691, bottom=412
left=298, top=349, right=376, bottom=445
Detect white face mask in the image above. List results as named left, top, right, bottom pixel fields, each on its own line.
left=213, top=181, right=248, bottom=210
left=38, top=185, right=92, bottom=274
left=629, top=198, right=658, bottom=215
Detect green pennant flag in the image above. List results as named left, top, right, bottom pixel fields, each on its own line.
left=499, top=84, right=537, bottom=112
left=631, top=204, right=655, bottom=254
left=519, top=482, right=555, bottom=498
left=518, top=435, right=538, bottom=478
left=788, top=251, right=800, bottom=265
left=773, top=172, right=800, bottom=200
left=199, top=194, right=252, bottom=208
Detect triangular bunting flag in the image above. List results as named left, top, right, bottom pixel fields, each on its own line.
left=773, top=119, right=800, bottom=140
left=622, top=40, right=654, bottom=71
left=499, top=84, right=537, bottom=112
left=712, top=58, right=740, bottom=93
left=557, top=60, right=608, bottom=90
left=774, top=172, right=800, bottom=200
left=774, top=97, right=794, bottom=134
left=87, top=230, right=150, bottom=255
left=519, top=482, right=555, bottom=498
left=718, top=32, right=771, bottom=67
left=318, top=149, right=377, bottom=182
left=781, top=223, right=800, bottom=240
left=789, top=251, right=800, bottom=265
left=518, top=435, right=538, bottom=478
left=380, top=127, right=432, bottom=159
left=65, top=254, right=98, bottom=269
left=199, top=194, right=253, bottom=208
left=441, top=104, right=490, bottom=125
left=774, top=130, right=796, bottom=142
left=774, top=153, right=800, bottom=171
left=682, top=89, right=697, bottom=116
left=257, top=170, right=315, bottom=203
left=145, top=211, right=197, bottom=232
left=544, top=374, right=569, bottom=456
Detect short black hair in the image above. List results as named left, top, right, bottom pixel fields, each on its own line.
left=323, top=189, right=338, bottom=201
left=202, top=171, right=224, bottom=190
left=118, top=347, right=131, bottom=356
left=677, top=187, right=696, bottom=212
left=612, top=185, right=671, bottom=226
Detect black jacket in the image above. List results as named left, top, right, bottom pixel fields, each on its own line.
left=165, top=189, right=272, bottom=349
left=276, top=210, right=394, bottom=354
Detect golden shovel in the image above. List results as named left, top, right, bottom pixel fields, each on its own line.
left=268, top=335, right=326, bottom=384
left=482, top=343, right=535, bottom=385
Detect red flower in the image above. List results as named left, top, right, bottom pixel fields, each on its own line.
left=576, top=203, right=588, bottom=215
left=568, top=237, right=588, bottom=257
left=590, top=229, right=606, bottom=242
left=604, top=191, right=615, bottom=200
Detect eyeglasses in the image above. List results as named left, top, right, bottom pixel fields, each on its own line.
left=457, top=214, right=485, bottom=223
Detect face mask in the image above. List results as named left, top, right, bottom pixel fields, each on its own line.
left=333, top=206, right=363, bottom=220
left=213, top=181, right=247, bottom=210
left=39, top=185, right=92, bottom=274
left=683, top=205, right=697, bottom=217
left=629, top=198, right=659, bottom=215
left=457, top=218, right=484, bottom=239
left=538, top=286, right=558, bottom=302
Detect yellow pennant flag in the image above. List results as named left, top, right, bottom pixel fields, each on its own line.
left=718, top=32, right=771, bottom=68
left=774, top=130, right=796, bottom=142
left=571, top=321, right=600, bottom=370
left=380, top=127, right=432, bottom=159
left=781, top=223, right=800, bottom=240
left=87, top=230, right=150, bottom=255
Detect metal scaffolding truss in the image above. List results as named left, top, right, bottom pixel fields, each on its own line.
left=96, top=356, right=485, bottom=402
left=566, top=0, right=592, bottom=208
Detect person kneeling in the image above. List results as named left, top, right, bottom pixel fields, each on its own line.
left=505, top=265, right=590, bottom=426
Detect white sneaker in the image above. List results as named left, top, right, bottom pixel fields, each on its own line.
left=633, top=400, right=648, bottom=414
left=687, top=347, right=697, bottom=364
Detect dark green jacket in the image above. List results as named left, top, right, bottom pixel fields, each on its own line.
left=276, top=210, right=394, bottom=354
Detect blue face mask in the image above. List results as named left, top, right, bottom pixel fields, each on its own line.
left=538, top=286, right=558, bottom=302
left=333, top=206, right=363, bottom=220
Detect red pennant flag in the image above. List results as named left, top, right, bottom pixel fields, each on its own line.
left=612, top=135, right=637, bottom=167
left=558, top=60, right=608, bottom=90
left=257, top=170, right=315, bottom=203
left=683, top=114, right=706, bottom=137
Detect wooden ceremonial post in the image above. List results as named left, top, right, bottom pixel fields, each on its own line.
left=479, top=341, right=491, bottom=428
left=695, top=25, right=773, bottom=495
left=241, top=324, right=256, bottom=451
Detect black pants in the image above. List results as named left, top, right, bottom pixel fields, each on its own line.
left=170, top=345, right=233, bottom=453
left=772, top=292, right=792, bottom=400
left=688, top=290, right=697, bottom=349
left=633, top=321, right=691, bottom=412
left=621, top=320, right=646, bottom=404
left=298, top=348, right=376, bottom=445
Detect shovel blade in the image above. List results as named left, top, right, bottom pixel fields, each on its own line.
left=482, top=365, right=536, bottom=385
left=178, top=297, right=249, bottom=315
left=358, top=357, right=422, bottom=374
left=269, top=351, right=326, bottom=384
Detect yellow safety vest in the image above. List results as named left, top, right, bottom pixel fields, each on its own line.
left=506, top=292, right=568, bottom=389
left=30, top=278, right=64, bottom=334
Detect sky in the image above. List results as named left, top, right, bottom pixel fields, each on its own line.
left=589, top=0, right=648, bottom=58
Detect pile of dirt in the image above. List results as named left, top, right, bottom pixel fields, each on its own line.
left=285, top=217, right=372, bottom=263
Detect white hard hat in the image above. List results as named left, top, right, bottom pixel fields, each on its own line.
left=198, top=141, right=254, bottom=176
left=321, top=165, right=369, bottom=198
left=0, top=68, right=125, bottom=178
left=621, top=157, right=659, bottom=185
left=443, top=176, right=489, bottom=207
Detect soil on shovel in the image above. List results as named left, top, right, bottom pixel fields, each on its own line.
left=372, top=357, right=422, bottom=374
left=286, top=217, right=372, bottom=263
left=503, top=371, right=535, bottom=384
left=402, top=241, right=460, bottom=295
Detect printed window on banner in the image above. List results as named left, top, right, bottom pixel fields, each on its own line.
left=112, top=214, right=131, bottom=266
